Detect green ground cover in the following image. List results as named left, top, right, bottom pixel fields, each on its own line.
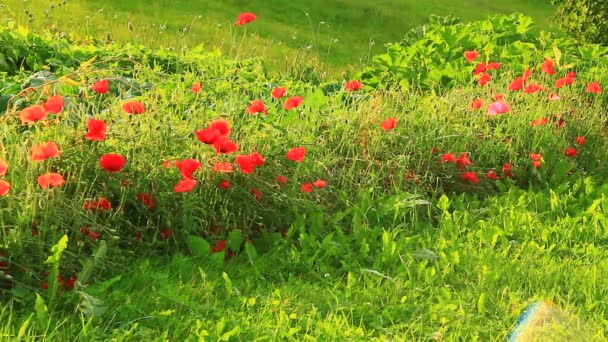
left=1, top=1, right=608, bottom=341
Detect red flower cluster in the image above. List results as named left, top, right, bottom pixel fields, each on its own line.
left=196, top=119, right=238, bottom=154
left=235, top=151, right=265, bottom=174
left=84, top=197, right=112, bottom=212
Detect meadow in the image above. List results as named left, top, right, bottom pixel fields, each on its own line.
left=1, top=1, right=608, bottom=341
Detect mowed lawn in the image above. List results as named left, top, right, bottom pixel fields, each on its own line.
left=3, top=0, right=554, bottom=73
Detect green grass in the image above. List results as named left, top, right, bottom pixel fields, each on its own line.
left=1, top=0, right=555, bottom=74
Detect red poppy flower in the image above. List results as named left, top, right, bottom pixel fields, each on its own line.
left=196, top=128, right=220, bottom=144
left=541, top=58, right=556, bottom=75
left=37, top=173, right=65, bottom=189
left=277, top=175, right=287, bottom=185
left=456, top=153, right=471, bottom=170
left=286, top=147, right=306, bottom=162
left=508, top=78, right=524, bottom=91
left=250, top=151, right=265, bottom=166
left=478, top=73, right=491, bottom=86
left=246, top=100, right=268, bottom=115
left=213, top=162, right=234, bottom=173
left=532, top=161, right=541, bottom=169
left=284, top=96, right=303, bottom=110
left=301, top=182, right=313, bottom=193
left=522, top=68, right=531, bottom=82
left=548, top=93, right=561, bottom=101
left=99, top=153, right=126, bottom=173
left=461, top=172, right=479, bottom=183
left=19, top=105, right=48, bottom=124
left=250, top=187, right=261, bottom=201
left=586, top=82, right=602, bottom=93
left=503, top=163, right=513, bottom=177
left=136, top=193, right=156, bottom=210
left=122, top=100, right=145, bottom=114
left=576, top=136, right=586, bottom=146
left=494, top=94, right=504, bottom=101
left=474, top=62, right=486, bottom=75
left=380, top=118, right=397, bottom=131
left=43, top=95, right=64, bottom=113
left=209, top=119, right=231, bottom=136
left=192, top=82, right=202, bottom=93
left=211, top=240, right=226, bottom=253
left=219, top=181, right=230, bottom=189
left=486, top=170, right=499, bottom=180
left=565, top=147, right=577, bottom=157
left=235, top=155, right=255, bottom=174
left=471, top=98, right=483, bottom=110
left=524, top=84, right=546, bottom=93
left=271, top=87, right=286, bottom=99
left=174, top=179, right=197, bottom=193
left=313, top=180, right=327, bottom=188
left=31, top=142, right=60, bottom=162
left=555, top=76, right=575, bottom=88
left=531, top=117, right=548, bottom=126
left=530, top=153, right=542, bottom=161
left=83, top=197, right=112, bottom=212
left=236, top=12, right=256, bottom=26
left=159, top=229, right=174, bottom=240
left=85, top=119, right=107, bottom=141
left=0, top=158, right=7, bottom=176
left=0, top=180, right=10, bottom=196
left=487, top=101, right=509, bottom=116
left=464, top=50, right=479, bottom=62
left=176, top=159, right=201, bottom=179
left=487, top=62, right=501, bottom=70
left=213, top=136, right=239, bottom=154
left=92, top=79, right=110, bottom=94
left=441, top=153, right=456, bottom=163
left=162, top=160, right=174, bottom=168
left=344, top=80, right=362, bottom=92
left=432, top=147, right=440, bottom=154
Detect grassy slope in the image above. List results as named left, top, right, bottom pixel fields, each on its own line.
left=2, top=0, right=554, bottom=74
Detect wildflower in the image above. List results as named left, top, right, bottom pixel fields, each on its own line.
left=461, top=172, right=479, bottom=183
left=84, top=197, right=112, bottom=212
left=0, top=159, right=7, bottom=176
left=522, top=68, right=531, bottom=82
left=508, top=78, right=524, bottom=91
left=313, top=180, right=327, bottom=188
left=236, top=12, right=256, bottom=26
left=19, top=105, right=48, bottom=124
left=31, top=142, right=60, bottom=162
left=192, top=82, right=202, bottom=93
left=99, top=153, right=126, bottom=173
left=555, top=75, right=575, bottom=88
left=586, top=82, right=602, bottom=93
left=524, top=84, right=546, bottom=93
left=136, top=193, right=156, bottom=210
left=441, top=153, right=456, bottom=163
left=532, top=161, right=541, bottom=169
left=211, top=240, right=226, bottom=253
left=487, top=101, right=509, bottom=116
left=531, top=117, right=548, bottom=126
left=471, top=98, right=483, bottom=110
left=43, top=95, right=64, bottom=113
left=235, top=155, right=255, bottom=174
left=576, top=136, right=586, bottom=146
left=246, top=100, right=268, bottom=115
left=159, top=229, right=174, bottom=240
left=548, top=93, right=561, bottom=101
left=301, top=182, right=313, bottom=193
left=277, top=175, right=287, bottom=185
left=565, top=147, right=577, bottom=157
left=502, top=163, right=513, bottom=177
left=380, top=118, right=397, bottom=131
left=487, top=62, right=501, bottom=70
left=456, top=153, right=471, bottom=170
left=213, top=136, right=239, bottom=154
left=494, top=94, right=504, bottom=101
left=486, top=170, right=499, bottom=180
left=286, top=147, right=306, bottom=162
left=530, top=153, right=542, bottom=161
left=474, top=62, right=486, bottom=75
left=0, top=180, right=10, bottom=196
left=209, top=119, right=231, bottom=136
left=219, top=181, right=230, bottom=189
left=196, top=128, right=220, bottom=144
left=344, top=80, right=362, bottom=92
left=85, top=119, right=107, bottom=141
left=213, top=162, right=234, bottom=173
left=251, top=187, right=261, bottom=201
left=176, top=159, right=201, bottom=179
left=284, top=96, right=303, bottom=110
left=174, top=179, right=197, bottom=193
left=271, top=87, right=286, bottom=99
left=478, top=73, right=491, bottom=86
left=92, top=79, right=110, bottom=94
left=541, top=58, right=556, bottom=75
left=37, top=173, right=65, bottom=189
left=122, top=100, right=145, bottom=114
left=464, top=50, right=479, bottom=62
